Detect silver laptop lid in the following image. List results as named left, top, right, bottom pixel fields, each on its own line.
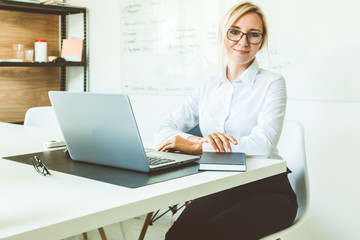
left=49, top=91, right=151, bottom=172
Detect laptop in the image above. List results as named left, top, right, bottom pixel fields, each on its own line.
left=48, top=91, right=200, bottom=173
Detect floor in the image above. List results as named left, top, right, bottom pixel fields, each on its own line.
left=64, top=208, right=180, bottom=240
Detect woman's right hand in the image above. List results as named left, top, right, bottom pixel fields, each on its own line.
left=157, top=135, right=203, bottom=155
left=187, top=135, right=205, bottom=144
left=205, top=132, right=238, bottom=152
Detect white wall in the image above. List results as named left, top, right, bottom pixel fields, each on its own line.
left=67, top=0, right=360, bottom=239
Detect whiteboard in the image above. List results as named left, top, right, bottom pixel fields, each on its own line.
left=120, top=0, right=360, bottom=101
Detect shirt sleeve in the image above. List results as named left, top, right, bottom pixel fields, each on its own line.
left=154, top=84, right=202, bottom=146
left=203, top=77, right=287, bottom=157
left=236, top=77, right=287, bottom=156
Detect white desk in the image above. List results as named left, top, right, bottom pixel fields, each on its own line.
left=0, top=122, right=286, bottom=240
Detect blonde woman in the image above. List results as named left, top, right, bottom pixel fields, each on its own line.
left=155, top=2, right=297, bottom=239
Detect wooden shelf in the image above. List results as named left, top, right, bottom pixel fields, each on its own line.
left=0, top=0, right=87, bottom=123
left=0, top=0, right=86, bottom=15
left=0, top=61, right=86, bottom=67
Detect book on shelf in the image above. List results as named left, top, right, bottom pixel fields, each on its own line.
left=61, top=39, right=83, bottom=62
left=199, top=152, right=246, bottom=172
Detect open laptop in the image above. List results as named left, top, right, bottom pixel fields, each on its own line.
left=48, top=91, right=200, bottom=173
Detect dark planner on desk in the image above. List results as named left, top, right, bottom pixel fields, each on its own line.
left=199, top=152, right=246, bottom=171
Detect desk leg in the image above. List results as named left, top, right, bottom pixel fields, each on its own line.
left=119, top=220, right=133, bottom=240
left=139, top=212, right=153, bottom=240
left=82, top=232, right=88, bottom=240
left=98, top=227, right=107, bottom=240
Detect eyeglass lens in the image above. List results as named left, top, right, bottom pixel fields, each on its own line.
left=227, top=29, right=263, bottom=44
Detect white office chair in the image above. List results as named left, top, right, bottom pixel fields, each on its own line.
left=141, top=120, right=309, bottom=240
left=24, top=106, right=61, bottom=131
left=261, top=119, right=310, bottom=240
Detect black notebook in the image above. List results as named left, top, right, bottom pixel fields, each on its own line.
left=199, top=152, right=246, bottom=172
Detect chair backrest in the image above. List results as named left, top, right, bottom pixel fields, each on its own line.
left=186, top=124, right=202, bottom=137
left=277, top=119, right=309, bottom=223
left=24, top=106, right=61, bottom=131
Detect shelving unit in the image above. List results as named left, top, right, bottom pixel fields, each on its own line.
left=0, top=0, right=87, bottom=122
left=0, top=61, right=86, bottom=67
left=0, top=0, right=87, bottom=91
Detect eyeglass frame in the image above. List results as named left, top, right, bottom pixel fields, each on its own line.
left=226, top=28, right=264, bottom=45
left=30, top=156, right=51, bottom=176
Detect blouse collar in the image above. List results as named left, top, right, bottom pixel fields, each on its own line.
left=217, top=59, right=259, bottom=88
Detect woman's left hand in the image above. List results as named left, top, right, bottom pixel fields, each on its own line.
left=205, top=132, right=238, bottom=152
left=157, top=135, right=203, bottom=155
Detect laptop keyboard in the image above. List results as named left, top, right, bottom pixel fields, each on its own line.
left=147, top=157, right=175, bottom=166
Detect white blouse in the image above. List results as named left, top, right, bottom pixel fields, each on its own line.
left=154, top=60, right=287, bottom=158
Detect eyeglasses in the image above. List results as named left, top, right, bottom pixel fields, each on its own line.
left=227, top=29, right=263, bottom=45
left=30, top=156, right=51, bottom=176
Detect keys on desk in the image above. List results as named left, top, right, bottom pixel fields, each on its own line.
left=147, top=157, right=175, bottom=166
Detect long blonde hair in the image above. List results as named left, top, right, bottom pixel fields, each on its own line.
left=218, top=2, right=268, bottom=77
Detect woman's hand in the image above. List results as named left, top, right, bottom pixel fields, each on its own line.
left=187, top=135, right=204, bottom=143
left=157, top=135, right=204, bottom=155
left=205, top=132, right=237, bottom=152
